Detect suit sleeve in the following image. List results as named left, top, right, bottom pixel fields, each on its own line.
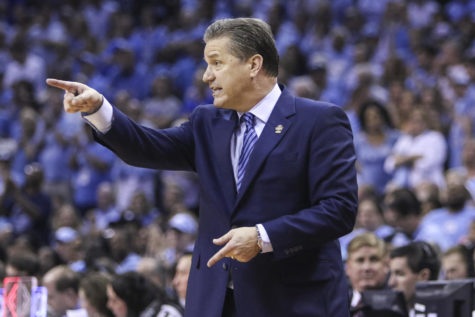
left=263, top=105, right=358, bottom=260
left=93, top=105, right=196, bottom=172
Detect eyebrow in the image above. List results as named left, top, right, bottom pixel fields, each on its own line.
left=204, top=52, right=220, bottom=60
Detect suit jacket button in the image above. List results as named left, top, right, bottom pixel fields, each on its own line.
left=222, top=263, right=228, bottom=271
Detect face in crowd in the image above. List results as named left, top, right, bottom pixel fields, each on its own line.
left=346, top=244, right=389, bottom=292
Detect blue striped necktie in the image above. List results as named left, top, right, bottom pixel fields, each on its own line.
left=237, top=113, right=258, bottom=191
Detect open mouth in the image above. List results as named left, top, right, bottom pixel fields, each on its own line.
left=211, top=87, right=222, bottom=96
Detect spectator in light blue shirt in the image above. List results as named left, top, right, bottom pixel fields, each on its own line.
left=417, top=170, right=475, bottom=251
left=355, top=100, right=399, bottom=194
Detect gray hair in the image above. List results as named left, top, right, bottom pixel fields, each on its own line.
left=204, top=18, right=279, bottom=77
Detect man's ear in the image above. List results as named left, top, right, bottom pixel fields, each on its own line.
left=249, top=54, right=263, bottom=78
left=418, top=268, right=431, bottom=281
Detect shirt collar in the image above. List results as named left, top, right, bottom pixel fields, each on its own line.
left=237, top=83, right=281, bottom=124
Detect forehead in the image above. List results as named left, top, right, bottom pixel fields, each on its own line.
left=204, top=37, right=233, bottom=59
left=390, top=256, right=410, bottom=270
left=359, top=200, right=378, bottom=211
left=443, top=252, right=464, bottom=263
left=349, top=246, right=381, bottom=259
left=366, top=106, right=381, bottom=115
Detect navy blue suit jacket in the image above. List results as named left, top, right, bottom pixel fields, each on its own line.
left=94, top=87, right=358, bottom=317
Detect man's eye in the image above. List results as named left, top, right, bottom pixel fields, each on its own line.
left=215, top=61, right=220, bottom=65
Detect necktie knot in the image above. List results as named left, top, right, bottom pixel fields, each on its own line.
left=241, top=113, right=255, bottom=131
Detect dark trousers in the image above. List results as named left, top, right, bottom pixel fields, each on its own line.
left=222, top=288, right=236, bottom=317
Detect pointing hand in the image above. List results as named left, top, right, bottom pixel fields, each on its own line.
left=46, top=78, right=103, bottom=114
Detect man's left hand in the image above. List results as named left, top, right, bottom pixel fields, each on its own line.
left=207, top=227, right=260, bottom=267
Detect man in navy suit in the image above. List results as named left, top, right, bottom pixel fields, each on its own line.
left=47, top=17, right=357, bottom=317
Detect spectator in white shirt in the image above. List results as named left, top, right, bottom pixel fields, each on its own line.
left=384, top=107, right=447, bottom=189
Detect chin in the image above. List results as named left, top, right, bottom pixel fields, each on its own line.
left=212, top=98, right=223, bottom=108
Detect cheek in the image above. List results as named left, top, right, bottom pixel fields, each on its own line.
left=353, top=264, right=364, bottom=272
left=223, top=70, right=246, bottom=92
left=369, top=262, right=380, bottom=270
left=394, top=277, right=405, bottom=288
left=120, top=304, right=128, bottom=317
left=403, top=278, right=416, bottom=295
left=115, top=301, right=127, bottom=314
left=109, top=302, right=121, bottom=315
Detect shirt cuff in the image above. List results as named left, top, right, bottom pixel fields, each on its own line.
left=82, top=98, right=113, bottom=133
left=257, top=224, right=273, bottom=253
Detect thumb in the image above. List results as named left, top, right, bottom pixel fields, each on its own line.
left=213, top=231, right=233, bottom=246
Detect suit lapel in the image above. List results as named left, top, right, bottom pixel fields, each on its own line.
left=233, top=89, right=296, bottom=211
left=212, top=110, right=238, bottom=210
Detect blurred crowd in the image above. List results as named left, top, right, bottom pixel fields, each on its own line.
left=0, top=0, right=474, bottom=316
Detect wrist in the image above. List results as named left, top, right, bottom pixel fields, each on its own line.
left=255, top=225, right=263, bottom=252
left=82, top=94, right=103, bottom=116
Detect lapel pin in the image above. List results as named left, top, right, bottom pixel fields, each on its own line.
left=275, top=124, right=284, bottom=134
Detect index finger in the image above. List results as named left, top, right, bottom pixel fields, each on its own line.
left=207, top=244, right=234, bottom=268
left=46, top=78, right=80, bottom=93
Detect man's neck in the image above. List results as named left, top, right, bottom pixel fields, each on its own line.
left=239, top=77, right=277, bottom=113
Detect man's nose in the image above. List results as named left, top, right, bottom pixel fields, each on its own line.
left=388, top=274, right=396, bottom=288
left=202, top=67, right=214, bottom=83
left=362, top=260, right=373, bottom=270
